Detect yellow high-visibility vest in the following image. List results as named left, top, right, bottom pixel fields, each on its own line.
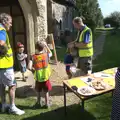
left=0, top=27, right=13, bottom=68
left=34, top=64, right=51, bottom=82
left=78, top=26, right=93, bottom=57
left=32, top=53, right=51, bottom=82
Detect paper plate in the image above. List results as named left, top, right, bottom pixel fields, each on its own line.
left=93, top=73, right=112, bottom=78
left=91, top=81, right=109, bottom=90
left=77, top=86, right=96, bottom=96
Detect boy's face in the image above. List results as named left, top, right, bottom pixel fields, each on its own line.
left=18, top=47, right=24, bottom=53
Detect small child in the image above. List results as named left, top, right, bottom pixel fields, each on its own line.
left=64, top=48, right=74, bottom=79
left=17, top=42, right=27, bottom=82
left=28, top=41, right=52, bottom=108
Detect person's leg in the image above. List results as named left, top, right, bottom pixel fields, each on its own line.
left=82, top=57, right=92, bottom=75
left=44, top=91, right=50, bottom=107
left=0, top=70, right=9, bottom=112
left=77, top=57, right=92, bottom=76
left=0, top=84, right=6, bottom=104
left=8, top=84, right=25, bottom=115
left=22, top=66, right=27, bottom=82
left=77, top=57, right=86, bottom=76
left=66, top=70, right=72, bottom=79
left=34, top=81, right=42, bottom=107
left=36, top=92, right=41, bottom=105
left=43, top=80, right=52, bottom=108
left=22, top=73, right=26, bottom=82
left=0, top=84, right=8, bottom=112
left=3, top=69, right=25, bottom=115
left=9, top=85, right=16, bottom=107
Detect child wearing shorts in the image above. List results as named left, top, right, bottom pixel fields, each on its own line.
left=28, top=41, right=52, bottom=108
left=17, top=42, right=27, bottom=82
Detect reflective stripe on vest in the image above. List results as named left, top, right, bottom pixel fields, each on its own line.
left=32, top=53, right=48, bottom=70
left=78, top=26, right=93, bottom=57
left=0, top=27, right=13, bottom=68
left=34, top=64, right=51, bottom=82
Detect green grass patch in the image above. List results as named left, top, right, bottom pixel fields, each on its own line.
left=0, top=93, right=112, bottom=120
left=93, top=29, right=120, bottom=72
left=96, top=27, right=114, bottom=31
left=93, top=30, right=102, bottom=42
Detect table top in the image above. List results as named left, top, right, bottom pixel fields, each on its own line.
left=63, top=68, right=116, bottom=100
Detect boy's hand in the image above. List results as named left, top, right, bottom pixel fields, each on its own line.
left=42, top=41, right=47, bottom=46
left=25, top=54, right=27, bottom=58
left=31, top=68, right=35, bottom=74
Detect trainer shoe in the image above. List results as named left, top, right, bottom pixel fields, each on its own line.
left=9, top=106, right=25, bottom=115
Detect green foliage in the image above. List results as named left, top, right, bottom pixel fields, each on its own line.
left=104, top=11, right=120, bottom=28
left=76, top=0, right=103, bottom=32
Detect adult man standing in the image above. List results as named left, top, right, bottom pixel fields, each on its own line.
left=0, top=13, right=25, bottom=115
left=69, top=17, right=93, bottom=75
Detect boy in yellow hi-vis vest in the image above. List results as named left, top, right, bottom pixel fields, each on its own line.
left=28, top=41, right=52, bottom=108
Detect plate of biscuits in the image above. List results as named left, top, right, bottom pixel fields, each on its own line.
left=77, top=86, right=96, bottom=96
left=91, top=80, right=108, bottom=90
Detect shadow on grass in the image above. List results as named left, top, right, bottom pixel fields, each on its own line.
left=16, top=85, right=67, bottom=98
left=22, top=104, right=96, bottom=120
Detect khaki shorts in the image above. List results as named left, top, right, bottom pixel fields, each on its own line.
left=0, top=69, right=16, bottom=87
left=77, top=57, right=92, bottom=74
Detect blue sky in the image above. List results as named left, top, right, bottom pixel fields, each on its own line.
left=98, top=0, right=120, bottom=17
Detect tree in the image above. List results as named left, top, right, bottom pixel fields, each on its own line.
left=104, top=11, right=120, bottom=29
left=75, top=0, right=103, bottom=31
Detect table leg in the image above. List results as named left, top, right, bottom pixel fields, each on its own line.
left=63, top=83, right=67, bottom=115
left=81, top=100, right=84, bottom=112
left=112, top=90, right=114, bottom=97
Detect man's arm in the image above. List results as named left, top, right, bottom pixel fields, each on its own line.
left=0, top=40, right=5, bottom=45
left=74, top=42, right=88, bottom=48
left=0, top=30, right=6, bottom=45
left=42, top=41, right=52, bottom=57
left=0, top=30, right=8, bottom=56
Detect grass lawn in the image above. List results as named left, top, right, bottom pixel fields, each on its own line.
left=1, top=29, right=120, bottom=120
left=93, top=29, right=120, bottom=72
left=96, top=27, right=114, bottom=31
left=0, top=94, right=112, bottom=120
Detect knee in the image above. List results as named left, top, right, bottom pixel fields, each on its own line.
left=9, top=85, right=16, bottom=91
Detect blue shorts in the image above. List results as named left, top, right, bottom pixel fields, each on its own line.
left=20, top=66, right=26, bottom=73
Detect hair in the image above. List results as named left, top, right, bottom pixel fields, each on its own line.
left=0, top=13, right=12, bottom=25
left=35, top=41, right=45, bottom=52
left=73, top=17, right=83, bottom=24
